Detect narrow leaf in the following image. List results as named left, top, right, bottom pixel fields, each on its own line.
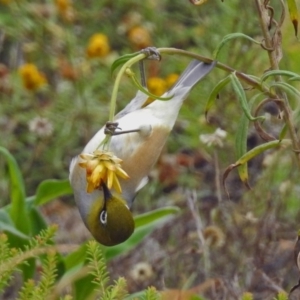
left=261, top=70, right=300, bottom=82
left=235, top=109, right=250, bottom=185
left=0, top=147, right=31, bottom=235
left=279, top=124, right=288, bottom=141
left=111, top=52, right=140, bottom=76
left=236, top=140, right=284, bottom=165
left=105, top=211, right=177, bottom=260
left=205, top=76, right=231, bottom=120
left=134, top=206, right=180, bottom=228
left=230, top=73, right=264, bottom=121
left=223, top=140, right=289, bottom=196
left=34, top=179, right=73, bottom=206
left=269, top=82, right=300, bottom=98
left=0, top=209, right=29, bottom=240
left=287, top=0, right=299, bottom=36
left=213, top=33, right=260, bottom=59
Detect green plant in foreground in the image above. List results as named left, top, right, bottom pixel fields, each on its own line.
left=0, top=145, right=177, bottom=299
left=0, top=230, right=162, bottom=300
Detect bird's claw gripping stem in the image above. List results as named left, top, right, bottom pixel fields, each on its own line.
left=140, top=47, right=161, bottom=61
left=104, top=121, right=140, bottom=136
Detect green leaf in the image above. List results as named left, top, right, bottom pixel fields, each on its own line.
left=21, top=258, right=36, bottom=282
left=287, top=0, right=299, bottom=36
left=230, top=72, right=264, bottom=121
left=74, top=274, right=97, bottom=300
left=269, top=82, right=300, bottom=98
left=261, top=70, right=300, bottom=82
left=223, top=140, right=290, bottom=195
left=235, top=110, right=249, bottom=185
left=0, top=209, right=29, bottom=240
left=289, top=76, right=300, bottom=81
left=64, top=243, right=88, bottom=271
left=205, top=76, right=231, bottom=119
left=104, top=209, right=178, bottom=260
left=28, top=207, right=48, bottom=236
left=279, top=124, right=288, bottom=141
left=213, top=33, right=260, bottom=59
left=236, top=140, right=286, bottom=165
left=0, top=147, right=31, bottom=235
left=111, top=52, right=140, bottom=76
left=34, top=179, right=73, bottom=206
left=134, top=206, right=180, bottom=228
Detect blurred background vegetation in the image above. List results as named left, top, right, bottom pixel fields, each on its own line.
left=1, top=0, right=300, bottom=299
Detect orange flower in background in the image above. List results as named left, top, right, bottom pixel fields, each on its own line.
left=55, top=0, right=75, bottom=22
left=59, top=59, right=78, bottom=81
left=86, top=34, right=110, bottom=58
left=19, top=64, right=47, bottom=91
left=127, top=26, right=152, bottom=49
left=165, top=73, right=179, bottom=88
left=142, top=77, right=167, bottom=107
left=55, top=0, right=70, bottom=12
left=147, top=77, right=167, bottom=96
left=0, top=0, right=12, bottom=5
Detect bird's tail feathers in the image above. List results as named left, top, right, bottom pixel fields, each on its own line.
left=172, top=60, right=216, bottom=91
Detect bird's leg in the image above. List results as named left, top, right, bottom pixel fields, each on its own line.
left=139, top=60, right=146, bottom=88
left=138, top=47, right=162, bottom=89
left=139, top=47, right=161, bottom=88
left=104, top=121, right=141, bottom=136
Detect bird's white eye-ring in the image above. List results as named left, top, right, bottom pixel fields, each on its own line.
left=100, top=210, right=107, bottom=226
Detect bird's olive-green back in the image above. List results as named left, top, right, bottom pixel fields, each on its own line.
left=86, top=194, right=134, bottom=246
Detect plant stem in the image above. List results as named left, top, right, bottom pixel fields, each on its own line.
left=109, top=53, right=146, bottom=121
left=254, top=0, right=300, bottom=166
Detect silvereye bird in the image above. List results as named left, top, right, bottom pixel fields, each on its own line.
left=69, top=59, right=216, bottom=246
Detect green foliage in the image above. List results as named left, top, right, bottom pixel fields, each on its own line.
left=1, top=0, right=300, bottom=299
left=242, top=292, right=253, bottom=300
left=0, top=226, right=56, bottom=292
left=274, top=291, right=288, bottom=300
left=142, top=286, right=161, bottom=300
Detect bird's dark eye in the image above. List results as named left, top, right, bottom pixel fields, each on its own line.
left=100, top=209, right=107, bottom=226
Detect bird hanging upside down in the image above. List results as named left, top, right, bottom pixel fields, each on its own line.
left=69, top=57, right=216, bottom=246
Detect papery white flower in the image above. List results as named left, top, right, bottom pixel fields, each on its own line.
left=28, top=117, right=53, bottom=137
left=199, top=128, right=227, bottom=147
left=130, top=262, right=153, bottom=282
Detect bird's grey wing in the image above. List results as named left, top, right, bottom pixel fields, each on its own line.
left=114, top=90, right=148, bottom=119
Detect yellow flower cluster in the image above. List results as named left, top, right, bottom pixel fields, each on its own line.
left=147, top=77, right=167, bottom=97
left=142, top=73, right=179, bottom=107
left=165, top=73, right=179, bottom=88
left=79, top=150, right=129, bottom=194
left=86, top=34, right=110, bottom=58
left=127, top=26, right=152, bottom=50
left=19, top=64, right=47, bottom=91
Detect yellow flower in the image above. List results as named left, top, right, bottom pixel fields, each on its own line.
left=165, top=73, right=179, bottom=88
left=0, top=0, right=12, bottom=5
left=147, top=77, right=167, bottom=96
left=79, top=150, right=129, bottom=194
left=55, top=0, right=75, bottom=22
left=19, top=64, right=47, bottom=91
left=55, top=0, right=70, bottom=12
left=141, top=77, right=167, bottom=107
left=128, top=26, right=151, bottom=50
left=86, top=34, right=110, bottom=58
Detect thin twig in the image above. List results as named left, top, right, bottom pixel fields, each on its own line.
left=187, top=190, right=211, bottom=276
